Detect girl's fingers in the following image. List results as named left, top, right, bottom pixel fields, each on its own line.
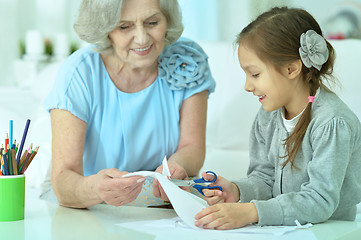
left=195, top=205, right=217, bottom=220
left=195, top=207, right=222, bottom=227
left=201, top=172, right=215, bottom=181
left=206, top=197, right=225, bottom=206
left=203, top=189, right=223, bottom=197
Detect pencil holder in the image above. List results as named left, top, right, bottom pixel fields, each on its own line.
left=0, top=174, right=25, bottom=221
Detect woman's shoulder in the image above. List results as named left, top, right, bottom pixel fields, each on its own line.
left=60, top=44, right=100, bottom=72
left=158, top=37, right=214, bottom=91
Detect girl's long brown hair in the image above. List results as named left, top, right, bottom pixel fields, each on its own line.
left=235, top=7, right=336, bottom=169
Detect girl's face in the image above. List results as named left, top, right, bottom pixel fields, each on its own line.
left=238, top=44, right=306, bottom=116
left=108, top=0, right=167, bottom=70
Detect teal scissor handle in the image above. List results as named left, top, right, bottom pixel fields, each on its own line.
left=193, top=171, right=222, bottom=196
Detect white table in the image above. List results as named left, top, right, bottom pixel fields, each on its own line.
left=1, top=187, right=361, bottom=240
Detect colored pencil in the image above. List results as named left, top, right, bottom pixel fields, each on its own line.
left=15, top=143, right=19, bottom=154
left=2, top=152, right=9, bottom=175
left=5, top=133, right=9, bottom=153
left=17, top=151, right=28, bottom=174
left=19, top=149, right=32, bottom=174
left=10, top=149, right=17, bottom=175
left=0, top=148, right=3, bottom=175
left=16, top=119, right=31, bottom=166
left=1, top=119, right=39, bottom=175
left=9, top=120, right=13, bottom=149
left=0, top=146, right=3, bottom=175
left=22, top=146, right=39, bottom=173
left=7, top=145, right=12, bottom=175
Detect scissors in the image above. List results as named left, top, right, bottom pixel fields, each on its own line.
left=169, top=171, right=222, bottom=196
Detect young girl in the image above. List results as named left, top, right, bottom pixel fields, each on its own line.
left=194, top=7, right=361, bottom=230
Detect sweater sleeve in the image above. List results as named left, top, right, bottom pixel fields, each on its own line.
left=252, top=117, right=355, bottom=226
left=234, top=109, right=275, bottom=203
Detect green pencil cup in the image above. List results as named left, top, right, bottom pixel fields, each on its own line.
left=0, top=175, right=25, bottom=221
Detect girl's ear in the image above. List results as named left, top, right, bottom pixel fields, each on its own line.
left=284, top=60, right=303, bottom=79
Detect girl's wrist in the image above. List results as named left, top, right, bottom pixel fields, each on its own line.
left=248, top=202, right=259, bottom=224
left=231, top=182, right=241, bottom=202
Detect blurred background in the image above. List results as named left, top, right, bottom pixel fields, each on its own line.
left=1, top=0, right=361, bottom=189
left=1, top=0, right=361, bottom=87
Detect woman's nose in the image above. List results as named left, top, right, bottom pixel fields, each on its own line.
left=134, top=26, right=149, bottom=45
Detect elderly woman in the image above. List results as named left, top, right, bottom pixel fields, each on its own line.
left=43, top=0, right=215, bottom=208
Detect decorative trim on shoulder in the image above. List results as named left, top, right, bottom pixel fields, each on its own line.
left=158, top=38, right=210, bottom=90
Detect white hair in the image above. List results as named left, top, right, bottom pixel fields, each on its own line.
left=74, top=0, right=183, bottom=53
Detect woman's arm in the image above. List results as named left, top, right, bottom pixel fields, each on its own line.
left=50, top=109, right=144, bottom=208
left=153, top=90, right=208, bottom=200
left=169, top=90, right=208, bottom=177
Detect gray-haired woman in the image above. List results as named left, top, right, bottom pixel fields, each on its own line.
left=44, top=0, right=215, bottom=208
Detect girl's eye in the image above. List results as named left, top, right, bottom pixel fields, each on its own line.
left=252, top=73, right=260, bottom=78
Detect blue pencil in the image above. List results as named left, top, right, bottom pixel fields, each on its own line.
left=9, top=120, right=13, bottom=150
left=16, top=119, right=31, bottom=166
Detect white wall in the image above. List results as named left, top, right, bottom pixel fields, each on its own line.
left=1, top=0, right=361, bottom=86
left=0, top=0, right=81, bottom=86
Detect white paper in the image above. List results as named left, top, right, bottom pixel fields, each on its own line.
left=118, top=217, right=313, bottom=236
left=161, top=156, right=171, bottom=178
left=123, top=171, right=208, bottom=230
left=122, top=171, right=313, bottom=234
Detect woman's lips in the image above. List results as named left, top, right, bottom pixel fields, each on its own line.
left=131, top=44, right=153, bottom=56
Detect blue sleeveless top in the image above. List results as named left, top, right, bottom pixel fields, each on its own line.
left=44, top=38, right=215, bottom=176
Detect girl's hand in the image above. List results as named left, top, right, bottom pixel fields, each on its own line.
left=194, top=203, right=259, bottom=230
left=201, top=172, right=240, bottom=205
left=153, top=161, right=188, bottom=201
left=94, top=168, right=145, bottom=206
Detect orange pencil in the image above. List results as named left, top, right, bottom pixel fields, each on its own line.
left=5, top=133, right=9, bottom=153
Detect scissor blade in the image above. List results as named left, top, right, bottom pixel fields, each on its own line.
left=169, top=179, right=194, bottom=187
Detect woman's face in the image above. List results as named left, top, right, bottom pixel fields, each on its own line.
left=108, top=0, right=167, bottom=70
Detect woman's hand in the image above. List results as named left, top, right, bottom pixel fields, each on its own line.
left=201, top=172, right=240, bottom=205
left=94, top=168, right=145, bottom=206
left=153, top=161, right=188, bottom=201
left=194, top=202, right=259, bottom=230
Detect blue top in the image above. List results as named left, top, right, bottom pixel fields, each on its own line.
left=44, top=38, right=215, bottom=176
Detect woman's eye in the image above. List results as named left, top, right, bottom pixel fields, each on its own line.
left=252, top=73, right=260, bottom=78
left=147, top=21, right=158, bottom=26
left=120, top=25, right=129, bottom=30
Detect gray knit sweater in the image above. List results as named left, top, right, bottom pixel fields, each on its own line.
left=234, top=87, right=361, bottom=226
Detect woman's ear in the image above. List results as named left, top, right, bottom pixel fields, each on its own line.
left=284, top=60, right=303, bottom=79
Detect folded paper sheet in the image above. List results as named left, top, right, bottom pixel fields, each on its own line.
left=123, top=171, right=313, bottom=234
left=123, top=171, right=208, bottom=230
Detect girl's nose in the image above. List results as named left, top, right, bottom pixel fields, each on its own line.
left=244, top=78, right=254, bottom=92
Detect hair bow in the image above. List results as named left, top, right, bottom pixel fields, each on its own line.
left=299, top=30, right=329, bottom=71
